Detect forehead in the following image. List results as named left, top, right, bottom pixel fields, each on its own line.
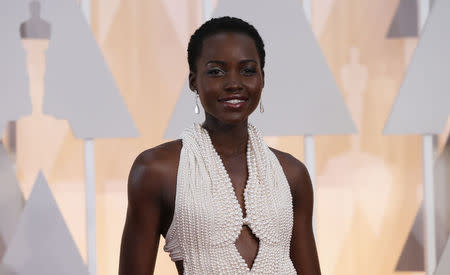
left=198, top=32, right=260, bottom=63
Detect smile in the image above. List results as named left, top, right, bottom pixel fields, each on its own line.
left=220, top=98, right=248, bottom=110
left=224, top=99, right=245, bottom=104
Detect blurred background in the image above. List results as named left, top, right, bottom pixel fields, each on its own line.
left=1, top=0, right=449, bottom=274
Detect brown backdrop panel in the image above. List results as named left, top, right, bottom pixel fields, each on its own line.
left=315, top=0, right=422, bottom=275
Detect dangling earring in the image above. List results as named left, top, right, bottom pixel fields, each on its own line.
left=194, top=91, right=200, bottom=114
left=259, top=99, right=264, bottom=113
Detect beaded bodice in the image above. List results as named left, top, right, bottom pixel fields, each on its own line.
left=164, top=124, right=295, bottom=274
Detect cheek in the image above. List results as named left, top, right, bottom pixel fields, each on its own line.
left=197, top=87, right=219, bottom=110
left=199, top=77, right=221, bottom=96
left=244, top=77, right=264, bottom=97
left=199, top=93, right=216, bottom=108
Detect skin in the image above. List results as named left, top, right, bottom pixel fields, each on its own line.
left=119, top=32, right=321, bottom=275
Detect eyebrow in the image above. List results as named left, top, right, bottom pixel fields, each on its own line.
left=205, top=60, right=226, bottom=66
left=205, top=59, right=258, bottom=66
left=239, top=59, right=258, bottom=64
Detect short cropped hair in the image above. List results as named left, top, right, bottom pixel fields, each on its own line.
left=187, top=16, right=265, bottom=72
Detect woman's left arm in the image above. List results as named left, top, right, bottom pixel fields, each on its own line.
left=271, top=148, right=321, bottom=274
left=288, top=158, right=321, bottom=274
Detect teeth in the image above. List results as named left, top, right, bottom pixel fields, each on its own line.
left=225, top=99, right=244, bottom=104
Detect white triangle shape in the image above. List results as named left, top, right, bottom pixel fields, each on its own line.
left=165, top=80, right=205, bottom=138
left=386, top=0, right=419, bottom=38
left=434, top=140, right=450, bottom=268
left=2, top=172, right=89, bottom=275
left=395, top=204, right=424, bottom=271
left=0, top=263, right=18, bottom=275
left=384, top=0, right=450, bottom=135
left=435, top=236, right=450, bottom=275
left=430, top=0, right=437, bottom=11
left=165, top=0, right=356, bottom=138
left=396, top=143, right=450, bottom=272
left=0, top=0, right=32, bottom=134
left=0, top=146, right=24, bottom=261
left=40, top=0, right=138, bottom=139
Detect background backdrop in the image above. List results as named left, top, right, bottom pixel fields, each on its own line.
left=1, top=0, right=449, bottom=274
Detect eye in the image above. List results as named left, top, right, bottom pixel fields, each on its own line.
left=241, top=67, right=257, bottom=76
left=207, top=68, right=225, bottom=76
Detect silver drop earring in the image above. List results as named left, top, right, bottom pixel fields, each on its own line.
left=259, top=99, right=264, bottom=113
left=194, top=91, right=200, bottom=114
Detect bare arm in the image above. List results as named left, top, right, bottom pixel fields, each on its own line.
left=119, top=152, right=163, bottom=275
left=271, top=148, right=321, bottom=275
left=289, top=160, right=321, bottom=275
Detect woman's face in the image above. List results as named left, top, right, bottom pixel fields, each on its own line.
left=189, top=32, right=264, bottom=126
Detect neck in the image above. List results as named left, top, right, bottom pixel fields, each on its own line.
left=202, top=114, right=248, bottom=157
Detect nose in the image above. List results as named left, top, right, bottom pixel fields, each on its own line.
left=224, top=70, right=243, bottom=92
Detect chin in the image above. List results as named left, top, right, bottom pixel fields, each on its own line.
left=217, top=113, right=251, bottom=125
left=205, top=107, right=256, bottom=126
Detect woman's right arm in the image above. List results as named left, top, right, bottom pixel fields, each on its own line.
left=119, top=151, right=163, bottom=275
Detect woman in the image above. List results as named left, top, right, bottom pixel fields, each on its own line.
left=119, top=16, right=321, bottom=274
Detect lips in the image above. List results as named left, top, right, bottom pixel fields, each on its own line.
left=224, top=99, right=245, bottom=104
left=218, top=95, right=248, bottom=110
left=218, top=95, right=248, bottom=102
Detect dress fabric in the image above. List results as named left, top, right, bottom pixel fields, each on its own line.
left=163, top=123, right=296, bottom=275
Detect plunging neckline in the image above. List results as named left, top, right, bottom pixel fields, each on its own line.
left=164, top=123, right=296, bottom=273
left=201, top=125, right=260, bottom=272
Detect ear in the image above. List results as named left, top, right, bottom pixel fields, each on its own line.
left=189, top=71, right=197, bottom=92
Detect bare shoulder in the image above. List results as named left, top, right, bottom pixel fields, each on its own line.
left=133, top=139, right=183, bottom=174
left=269, top=147, right=312, bottom=200
left=269, top=147, right=309, bottom=184
left=127, top=139, right=182, bottom=206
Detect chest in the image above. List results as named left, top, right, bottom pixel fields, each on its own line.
left=221, top=154, right=248, bottom=214
left=176, top=153, right=293, bottom=247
